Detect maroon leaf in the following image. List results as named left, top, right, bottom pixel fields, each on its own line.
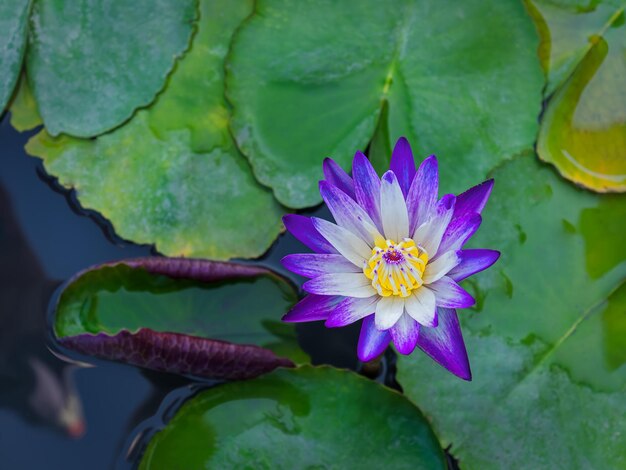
left=55, top=257, right=305, bottom=380
left=59, top=328, right=294, bottom=380
left=69, top=256, right=277, bottom=284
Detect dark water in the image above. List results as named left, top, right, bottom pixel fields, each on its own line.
left=0, top=115, right=366, bottom=469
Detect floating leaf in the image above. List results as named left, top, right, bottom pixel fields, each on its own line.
left=226, top=0, right=544, bottom=207
left=61, top=328, right=293, bottom=381
left=533, top=0, right=626, bottom=192
left=527, top=0, right=624, bottom=94
left=397, top=156, right=626, bottom=469
left=26, top=0, right=285, bottom=260
left=9, top=73, right=42, bottom=131
left=139, top=366, right=446, bottom=469
left=27, top=0, right=197, bottom=137
left=54, top=258, right=307, bottom=378
left=0, top=0, right=30, bottom=112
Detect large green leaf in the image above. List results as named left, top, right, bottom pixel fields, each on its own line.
left=26, top=0, right=285, bottom=260
left=27, top=0, right=197, bottom=137
left=531, top=0, right=626, bottom=192
left=0, top=0, right=30, bottom=112
left=226, top=0, right=544, bottom=207
left=55, top=258, right=308, bottom=370
left=140, top=366, right=446, bottom=469
left=397, top=155, right=626, bottom=469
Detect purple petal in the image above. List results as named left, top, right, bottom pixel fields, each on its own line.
left=357, top=315, right=391, bottom=361
left=449, top=249, right=500, bottom=282
left=427, top=277, right=475, bottom=308
left=454, top=179, right=494, bottom=220
left=352, top=151, right=382, bottom=231
left=283, top=214, right=338, bottom=254
left=319, top=180, right=381, bottom=244
left=282, top=294, right=341, bottom=322
left=325, top=296, right=378, bottom=328
left=389, top=137, right=416, bottom=197
left=406, top=155, right=439, bottom=234
left=437, top=213, right=482, bottom=255
left=416, top=308, right=471, bottom=380
left=60, top=328, right=293, bottom=381
left=323, top=158, right=355, bottom=199
left=281, top=253, right=360, bottom=278
left=390, top=313, right=420, bottom=355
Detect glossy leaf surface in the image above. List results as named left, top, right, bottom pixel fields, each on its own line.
left=0, top=0, right=30, bottom=112
left=531, top=0, right=626, bottom=192
left=27, top=0, right=197, bottom=137
left=226, top=0, right=544, bottom=207
left=26, top=0, right=285, bottom=260
left=398, top=156, right=626, bottom=469
left=54, top=258, right=307, bottom=376
left=140, top=366, right=446, bottom=469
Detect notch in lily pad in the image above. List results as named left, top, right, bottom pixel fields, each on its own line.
left=52, top=258, right=308, bottom=380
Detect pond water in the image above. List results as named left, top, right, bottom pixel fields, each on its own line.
left=0, top=115, right=365, bottom=469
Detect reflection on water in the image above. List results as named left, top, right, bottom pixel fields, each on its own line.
left=0, top=183, right=84, bottom=437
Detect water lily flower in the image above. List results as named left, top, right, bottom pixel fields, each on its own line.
left=281, top=138, right=500, bottom=380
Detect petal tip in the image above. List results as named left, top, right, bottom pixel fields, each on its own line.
left=440, top=194, right=456, bottom=210
left=353, top=150, right=367, bottom=161
left=381, top=170, right=397, bottom=184
left=394, top=337, right=419, bottom=355
left=423, top=154, right=438, bottom=165
left=457, top=368, right=472, bottom=381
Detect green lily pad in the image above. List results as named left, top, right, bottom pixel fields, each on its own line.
left=527, top=0, right=625, bottom=95
left=9, top=73, right=43, bottom=131
left=25, top=0, right=285, bottom=260
left=397, top=156, right=626, bottom=469
left=0, top=0, right=30, bottom=112
left=55, top=258, right=308, bottom=370
left=139, top=366, right=446, bottom=469
left=26, top=0, right=197, bottom=137
left=533, top=1, right=626, bottom=192
left=226, top=0, right=544, bottom=207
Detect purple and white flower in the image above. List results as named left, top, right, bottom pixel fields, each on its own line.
left=281, top=138, right=499, bottom=380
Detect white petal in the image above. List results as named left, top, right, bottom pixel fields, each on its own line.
left=303, top=273, right=376, bottom=298
left=375, top=296, right=405, bottom=330
left=413, top=195, right=455, bottom=257
left=380, top=171, right=409, bottom=241
left=312, top=218, right=371, bottom=266
left=404, top=287, right=437, bottom=327
left=320, top=182, right=383, bottom=247
left=423, top=250, right=461, bottom=284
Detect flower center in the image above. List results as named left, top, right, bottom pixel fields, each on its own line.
left=363, top=238, right=429, bottom=298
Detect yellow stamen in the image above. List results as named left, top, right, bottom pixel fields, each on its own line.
left=363, top=238, right=429, bottom=297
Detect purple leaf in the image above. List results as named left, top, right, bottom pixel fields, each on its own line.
left=60, top=328, right=294, bottom=380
